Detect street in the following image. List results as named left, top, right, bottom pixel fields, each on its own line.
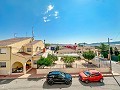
left=0, top=77, right=120, bottom=90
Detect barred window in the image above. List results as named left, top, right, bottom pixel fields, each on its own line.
left=0, top=48, right=7, bottom=54
left=0, top=62, right=6, bottom=67
left=27, top=48, right=31, bottom=52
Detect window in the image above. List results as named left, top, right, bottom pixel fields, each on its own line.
left=84, top=71, right=91, bottom=76
left=33, top=60, right=37, bottom=64
left=0, top=48, right=7, bottom=54
left=39, top=47, right=41, bottom=50
left=0, top=62, right=6, bottom=67
left=36, top=47, right=38, bottom=51
left=27, top=48, right=31, bottom=52
left=95, top=73, right=100, bottom=76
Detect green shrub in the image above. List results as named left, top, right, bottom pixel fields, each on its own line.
left=37, top=57, right=53, bottom=68
left=47, top=54, right=58, bottom=62
left=118, top=54, right=120, bottom=62
left=63, top=56, right=75, bottom=68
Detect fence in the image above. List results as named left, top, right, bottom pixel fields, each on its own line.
left=92, top=57, right=110, bottom=68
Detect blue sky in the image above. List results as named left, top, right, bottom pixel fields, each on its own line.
left=0, top=0, right=120, bottom=44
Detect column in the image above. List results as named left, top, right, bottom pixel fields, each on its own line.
left=23, top=63, right=26, bottom=74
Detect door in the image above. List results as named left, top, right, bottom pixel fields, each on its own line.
left=89, top=74, right=96, bottom=81
left=57, top=74, right=65, bottom=82
left=94, top=73, right=101, bottom=81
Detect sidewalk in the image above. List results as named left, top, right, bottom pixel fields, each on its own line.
left=0, top=72, right=120, bottom=79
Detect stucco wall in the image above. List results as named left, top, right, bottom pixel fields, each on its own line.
left=24, top=45, right=33, bottom=55
left=8, top=38, right=32, bottom=54
left=0, top=47, right=10, bottom=60
left=0, top=61, right=10, bottom=75
left=33, top=41, right=44, bottom=55
left=37, top=68, right=110, bottom=74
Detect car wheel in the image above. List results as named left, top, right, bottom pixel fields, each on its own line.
left=47, top=80, right=54, bottom=85
left=99, top=78, right=103, bottom=83
left=85, top=80, right=89, bottom=84
left=65, top=80, right=71, bottom=85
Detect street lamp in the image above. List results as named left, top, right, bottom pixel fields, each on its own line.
left=108, top=38, right=112, bottom=73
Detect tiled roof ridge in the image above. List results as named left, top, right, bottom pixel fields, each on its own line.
left=0, top=37, right=32, bottom=46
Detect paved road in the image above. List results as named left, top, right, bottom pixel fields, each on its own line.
left=111, top=61, right=120, bottom=74
left=0, top=77, right=120, bottom=90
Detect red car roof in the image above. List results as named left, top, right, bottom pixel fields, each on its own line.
left=89, top=70, right=100, bottom=74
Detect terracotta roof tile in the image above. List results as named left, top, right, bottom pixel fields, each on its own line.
left=25, top=40, right=42, bottom=46
left=0, top=37, right=32, bottom=46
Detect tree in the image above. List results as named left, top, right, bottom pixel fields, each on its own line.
left=47, top=54, right=58, bottom=62
left=37, top=57, right=53, bottom=68
left=45, top=43, right=50, bottom=48
left=63, top=56, right=75, bottom=68
left=118, top=54, right=120, bottom=62
left=82, top=51, right=95, bottom=63
left=110, top=47, right=113, bottom=55
left=114, top=47, right=119, bottom=56
left=99, top=43, right=109, bottom=58
left=55, top=45, right=59, bottom=52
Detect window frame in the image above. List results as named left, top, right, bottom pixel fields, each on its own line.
left=0, top=62, right=6, bottom=68
left=27, top=48, right=32, bottom=52
left=0, top=48, right=7, bottom=54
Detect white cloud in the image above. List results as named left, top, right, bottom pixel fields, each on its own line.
left=55, top=17, right=58, bottom=19
left=46, top=19, right=50, bottom=22
left=43, top=19, right=50, bottom=23
left=54, top=11, right=59, bottom=16
left=49, top=14, right=51, bottom=16
left=43, top=16, right=47, bottom=19
left=43, top=4, right=60, bottom=22
left=44, top=19, right=47, bottom=22
left=46, top=4, right=54, bottom=13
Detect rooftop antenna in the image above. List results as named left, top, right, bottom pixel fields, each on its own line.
left=32, top=26, right=34, bottom=38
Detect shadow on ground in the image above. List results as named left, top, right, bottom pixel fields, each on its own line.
left=0, top=79, right=15, bottom=85
left=27, top=78, right=43, bottom=81
left=79, top=79, right=105, bottom=87
left=82, top=63, right=98, bottom=68
left=43, top=81, right=72, bottom=89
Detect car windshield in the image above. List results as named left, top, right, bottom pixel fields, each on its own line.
left=60, top=72, right=65, bottom=77
left=84, top=71, right=91, bottom=76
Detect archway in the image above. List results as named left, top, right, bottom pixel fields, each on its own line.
left=12, top=62, right=23, bottom=73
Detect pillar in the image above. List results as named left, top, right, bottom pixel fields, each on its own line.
left=23, top=63, right=26, bottom=74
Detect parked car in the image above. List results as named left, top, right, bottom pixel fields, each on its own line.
left=46, top=71, right=72, bottom=85
left=79, top=70, right=103, bottom=83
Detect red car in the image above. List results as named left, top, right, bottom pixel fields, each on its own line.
left=79, top=70, right=103, bottom=83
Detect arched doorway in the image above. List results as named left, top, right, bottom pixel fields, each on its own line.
left=26, top=60, right=32, bottom=71
left=12, top=62, right=23, bottom=73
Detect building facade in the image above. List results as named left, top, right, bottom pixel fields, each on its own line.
left=0, top=37, right=45, bottom=75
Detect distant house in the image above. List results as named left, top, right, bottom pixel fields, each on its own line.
left=0, top=37, right=45, bottom=75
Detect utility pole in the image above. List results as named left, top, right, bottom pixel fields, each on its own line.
left=108, top=38, right=112, bottom=73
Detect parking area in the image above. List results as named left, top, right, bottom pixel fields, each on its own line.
left=0, top=76, right=120, bottom=90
